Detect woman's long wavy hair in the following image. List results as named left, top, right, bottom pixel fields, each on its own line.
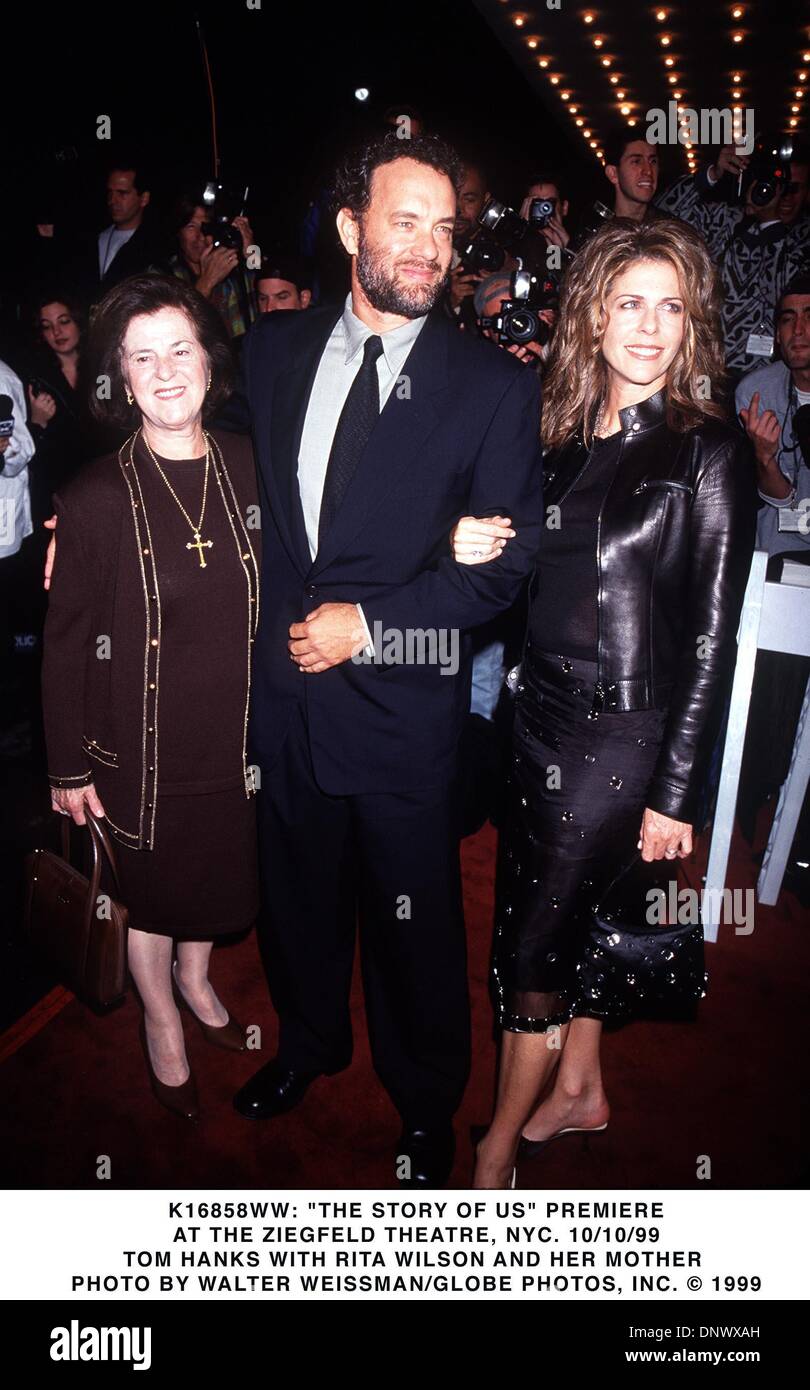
left=541, top=217, right=727, bottom=450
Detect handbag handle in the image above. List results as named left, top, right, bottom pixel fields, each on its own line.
left=58, top=808, right=124, bottom=923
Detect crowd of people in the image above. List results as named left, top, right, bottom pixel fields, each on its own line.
left=3, top=111, right=809, bottom=1188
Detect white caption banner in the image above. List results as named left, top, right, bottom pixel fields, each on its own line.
left=1, top=1189, right=806, bottom=1301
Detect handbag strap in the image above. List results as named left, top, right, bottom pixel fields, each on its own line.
left=56, top=810, right=124, bottom=929
left=84, top=809, right=124, bottom=899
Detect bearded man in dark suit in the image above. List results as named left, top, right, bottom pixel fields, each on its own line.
left=234, top=132, right=543, bottom=1187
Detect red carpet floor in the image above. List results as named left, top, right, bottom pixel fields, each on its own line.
left=2, top=820, right=808, bottom=1190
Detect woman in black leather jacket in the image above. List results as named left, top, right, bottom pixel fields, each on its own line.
left=452, top=218, right=756, bottom=1189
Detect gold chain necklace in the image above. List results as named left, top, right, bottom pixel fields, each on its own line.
left=142, top=430, right=214, bottom=567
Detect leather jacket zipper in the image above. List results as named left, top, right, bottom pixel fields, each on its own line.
left=591, top=436, right=626, bottom=717
left=633, top=478, right=692, bottom=495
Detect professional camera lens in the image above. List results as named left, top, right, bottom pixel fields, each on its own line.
left=503, top=308, right=540, bottom=344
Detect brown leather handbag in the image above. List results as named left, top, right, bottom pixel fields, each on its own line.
left=24, top=809, right=129, bottom=1009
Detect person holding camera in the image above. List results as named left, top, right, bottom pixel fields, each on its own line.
left=447, top=162, right=491, bottom=318
left=452, top=219, right=756, bottom=1187
left=168, top=193, right=258, bottom=341
left=656, top=139, right=810, bottom=380
left=519, top=174, right=571, bottom=252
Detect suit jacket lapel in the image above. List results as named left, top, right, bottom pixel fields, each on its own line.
left=262, top=310, right=339, bottom=575
left=310, top=313, right=449, bottom=576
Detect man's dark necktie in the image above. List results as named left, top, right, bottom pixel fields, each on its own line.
left=318, top=334, right=384, bottom=546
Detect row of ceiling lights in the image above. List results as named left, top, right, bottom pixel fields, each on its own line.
left=501, top=4, right=805, bottom=172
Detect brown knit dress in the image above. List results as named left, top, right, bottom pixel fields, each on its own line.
left=109, top=434, right=259, bottom=939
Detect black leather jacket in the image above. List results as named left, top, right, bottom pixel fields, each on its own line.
left=533, top=387, right=756, bottom=822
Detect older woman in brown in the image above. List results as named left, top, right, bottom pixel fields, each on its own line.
left=42, top=275, right=261, bottom=1120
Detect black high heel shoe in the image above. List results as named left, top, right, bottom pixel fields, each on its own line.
left=518, top=1122, right=608, bottom=1160
left=138, top=1018, right=199, bottom=1120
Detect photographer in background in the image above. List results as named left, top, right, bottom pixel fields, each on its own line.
left=519, top=173, right=571, bottom=251
left=168, top=192, right=258, bottom=342
left=474, top=271, right=554, bottom=370
left=734, top=273, right=810, bottom=904
left=656, top=137, right=810, bottom=381
left=447, top=162, right=491, bottom=318
left=459, top=266, right=557, bottom=833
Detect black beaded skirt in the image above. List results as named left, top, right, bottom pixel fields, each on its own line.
left=493, top=648, right=669, bottom=1033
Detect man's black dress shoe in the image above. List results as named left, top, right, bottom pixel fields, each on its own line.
left=233, top=1059, right=326, bottom=1119
left=395, top=1125, right=455, bottom=1188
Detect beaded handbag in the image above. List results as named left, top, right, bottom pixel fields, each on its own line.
left=575, top=853, right=707, bottom=1023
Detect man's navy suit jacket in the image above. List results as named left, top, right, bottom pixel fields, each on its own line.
left=242, top=302, right=543, bottom=795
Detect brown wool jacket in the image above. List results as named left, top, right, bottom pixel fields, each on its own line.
left=41, top=428, right=261, bottom=850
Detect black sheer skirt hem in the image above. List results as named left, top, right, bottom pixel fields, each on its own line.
left=492, top=647, right=668, bottom=1032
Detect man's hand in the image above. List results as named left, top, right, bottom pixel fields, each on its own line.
left=638, top=807, right=693, bottom=862
left=710, top=144, right=750, bottom=182
left=231, top=215, right=254, bottom=256
left=288, top=603, right=368, bottom=673
left=449, top=263, right=482, bottom=311
left=43, top=514, right=57, bottom=590
left=51, top=782, right=106, bottom=826
left=739, top=392, right=790, bottom=492
left=540, top=212, right=570, bottom=249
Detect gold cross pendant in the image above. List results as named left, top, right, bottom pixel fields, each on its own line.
left=187, top=532, right=213, bottom=567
